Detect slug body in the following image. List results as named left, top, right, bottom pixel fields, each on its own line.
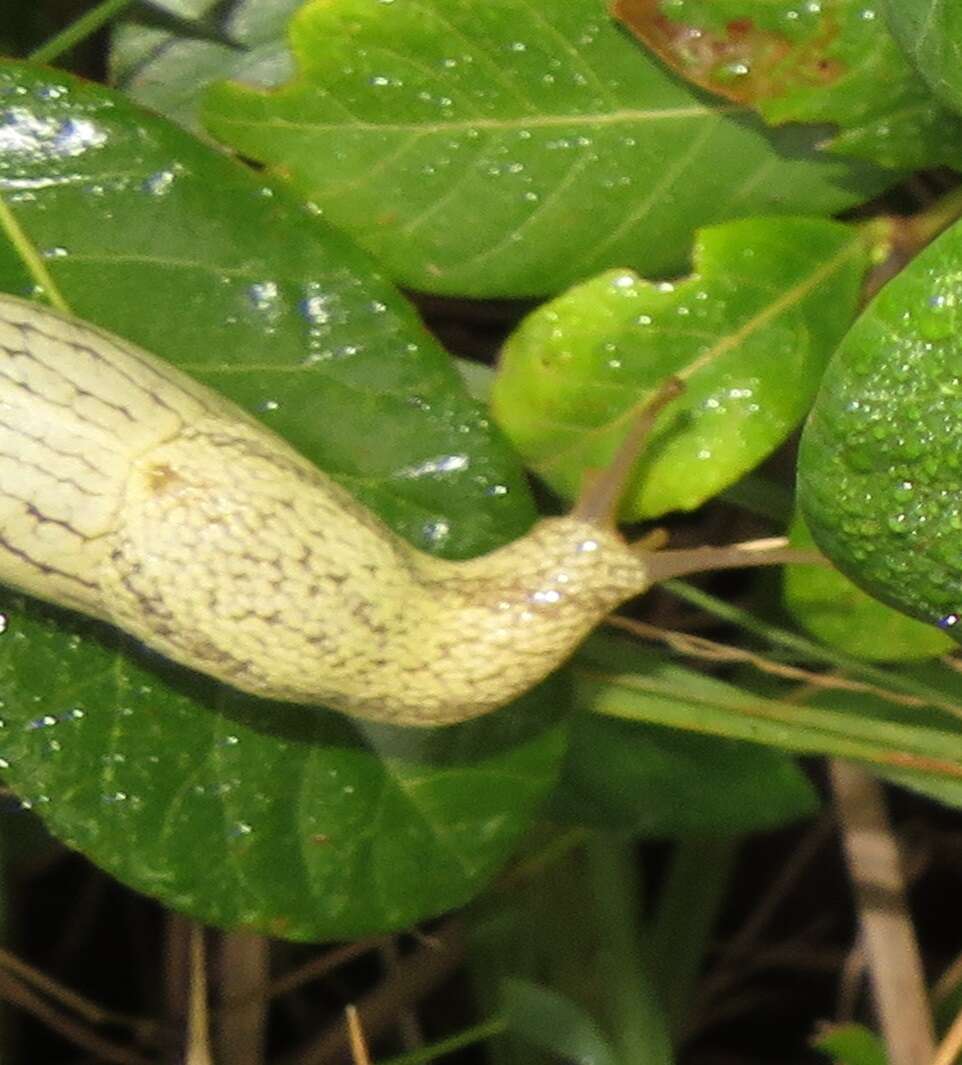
left=0, top=295, right=654, bottom=726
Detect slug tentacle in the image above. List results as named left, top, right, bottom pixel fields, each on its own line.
left=572, top=375, right=683, bottom=527
left=639, top=537, right=826, bottom=584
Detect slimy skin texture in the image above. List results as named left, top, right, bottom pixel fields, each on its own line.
left=0, top=294, right=655, bottom=726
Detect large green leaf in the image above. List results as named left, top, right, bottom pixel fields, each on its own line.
left=201, top=0, right=888, bottom=298
left=784, top=514, right=953, bottom=662
left=0, top=60, right=571, bottom=941
left=614, top=0, right=962, bottom=170
left=798, top=215, right=962, bottom=639
left=492, top=217, right=869, bottom=519
left=884, top=0, right=962, bottom=116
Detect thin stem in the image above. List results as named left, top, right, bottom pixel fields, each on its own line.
left=585, top=835, right=675, bottom=1065
left=0, top=967, right=151, bottom=1065
left=215, top=933, right=267, bottom=1065
left=0, top=196, right=69, bottom=312
left=932, top=1006, right=962, bottom=1065
left=496, top=826, right=590, bottom=890
left=283, top=921, right=465, bottom=1065
left=378, top=1017, right=507, bottom=1065
left=346, top=1005, right=373, bottom=1065
left=0, top=943, right=154, bottom=1036
left=609, top=616, right=950, bottom=714
left=650, top=838, right=736, bottom=1042
left=905, top=183, right=962, bottom=251
left=28, top=0, right=138, bottom=64
left=663, top=579, right=962, bottom=724
left=186, top=925, right=212, bottom=1065
left=830, top=761, right=935, bottom=1065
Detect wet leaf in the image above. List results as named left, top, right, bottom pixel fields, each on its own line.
left=798, top=215, right=962, bottom=641
left=884, top=0, right=962, bottom=116
left=491, top=217, right=869, bottom=520
left=613, top=0, right=962, bottom=170
left=201, top=0, right=889, bottom=298
left=783, top=514, right=953, bottom=662
left=0, top=61, right=569, bottom=942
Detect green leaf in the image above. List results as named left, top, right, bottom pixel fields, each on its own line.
left=783, top=513, right=954, bottom=661
left=808, top=661, right=962, bottom=809
left=884, top=0, right=962, bottom=116
left=201, top=0, right=889, bottom=298
left=613, top=0, right=962, bottom=171
left=500, top=979, right=620, bottom=1065
left=798, top=214, right=962, bottom=640
left=573, top=636, right=962, bottom=798
left=0, top=60, right=569, bottom=941
left=491, top=217, right=869, bottom=520
left=814, top=1023, right=889, bottom=1065
left=551, top=702, right=819, bottom=834
left=807, top=692, right=962, bottom=810
left=111, top=0, right=302, bottom=132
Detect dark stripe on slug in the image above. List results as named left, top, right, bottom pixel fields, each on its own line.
left=0, top=530, right=98, bottom=589
left=2, top=317, right=168, bottom=428
left=0, top=413, right=108, bottom=480
left=0, top=449, right=103, bottom=498
left=8, top=307, right=221, bottom=422
left=21, top=501, right=96, bottom=542
left=0, top=361, right=118, bottom=430
left=11, top=324, right=139, bottom=424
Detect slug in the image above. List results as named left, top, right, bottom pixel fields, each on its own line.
left=0, top=293, right=798, bottom=726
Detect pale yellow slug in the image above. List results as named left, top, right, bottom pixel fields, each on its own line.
left=0, top=294, right=798, bottom=726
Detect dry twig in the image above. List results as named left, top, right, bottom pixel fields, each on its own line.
left=830, top=760, right=935, bottom=1065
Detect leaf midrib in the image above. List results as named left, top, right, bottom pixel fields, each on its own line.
left=209, top=101, right=739, bottom=136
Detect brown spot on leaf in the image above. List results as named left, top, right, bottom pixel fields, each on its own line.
left=611, top=0, right=843, bottom=106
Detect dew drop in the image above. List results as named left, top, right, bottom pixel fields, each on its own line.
left=422, top=518, right=451, bottom=546
left=143, top=168, right=175, bottom=196
left=27, top=714, right=57, bottom=731
left=531, top=588, right=562, bottom=605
